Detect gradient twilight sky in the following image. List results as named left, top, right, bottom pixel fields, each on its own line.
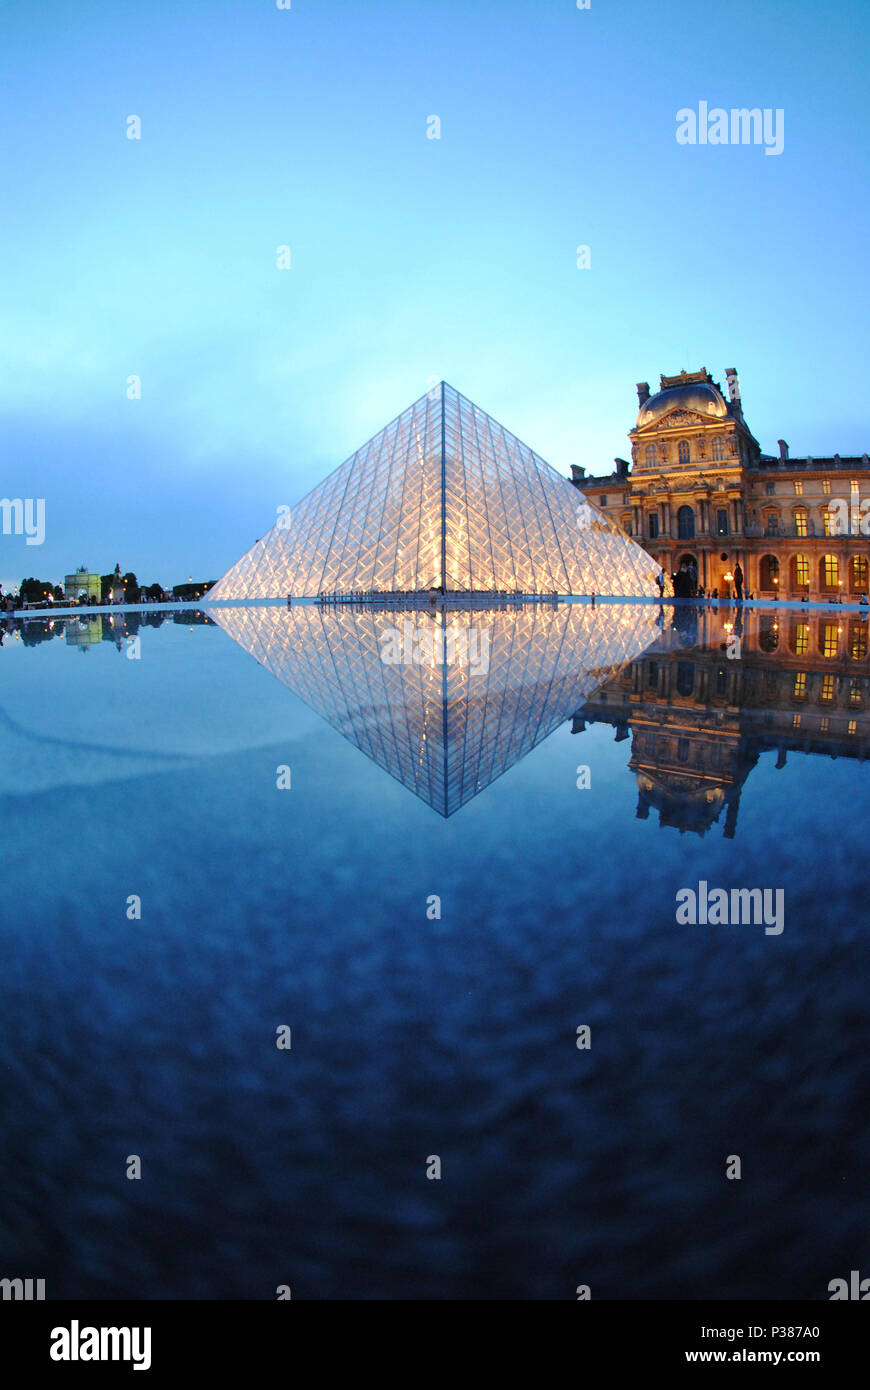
left=2, top=0, right=868, bottom=591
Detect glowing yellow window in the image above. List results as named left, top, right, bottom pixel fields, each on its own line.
left=821, top=623, right=839, bottom=657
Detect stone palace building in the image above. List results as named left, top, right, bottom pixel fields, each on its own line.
left=572, top=367, right=870, bottom=600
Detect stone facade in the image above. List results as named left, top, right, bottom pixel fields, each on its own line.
left=573, top=367, right=870, bottom=600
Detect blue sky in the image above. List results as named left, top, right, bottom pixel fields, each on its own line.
left=2, top=0, right=868, bottom=590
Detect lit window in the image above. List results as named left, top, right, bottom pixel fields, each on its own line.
left=793, top=673, right=806, bottom=699
left=822, top=479, right=831, bottom=494
left=793, top=713, right=802, bottom=728
left=820, top=674, right=835, bottom=702
left=851, top=480, right=860, bottom=496
left=850, top=624, right=868, bottom=660
left=820, top=717, right=830, bottom=733
left=792, top=554, right=810, bottom=588
left=678, top=440, right=690, bottom=463
left=823, top=508, right=838, bottom=537
left=848, top=719, right=857, bottom=735
left=850, top=556, right=868, bottom=592
left=822, top=555, right=840, bottom=589
left=794, top=508, right=808, bottom=537
left=821, top=623, right=839, bottom=657
left=712, top=438, right=725, bottom=461
left=849, top=678, right=863, bottom=705
left=794, top=480, right=803, bottom=495
left=793, top=623, right=809, bottom=656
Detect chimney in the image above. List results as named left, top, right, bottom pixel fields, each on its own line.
left=571, top=464, right=586, bottom=486
left=636, top=382, right=650, bottom=407
left=778, top=439, right=789, bottom=460
left=614, top=458, right=630, bottom=478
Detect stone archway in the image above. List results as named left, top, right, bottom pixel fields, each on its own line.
left=759, top=554, right=780, bottom=593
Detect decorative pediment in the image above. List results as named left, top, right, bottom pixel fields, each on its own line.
left=657, top=409, right=711, bottom=428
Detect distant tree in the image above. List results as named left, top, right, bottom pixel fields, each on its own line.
left=20, top=577, right=55, bottom=604
left=52, top=584, right=64, bottom=600
left=145, top=582, right=164, bottom=601
left=123, top=571, right=138, bottom=602
left=101, top=573, right=113, bottom=603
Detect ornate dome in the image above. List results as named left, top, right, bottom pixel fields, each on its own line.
left=637, top=382, right=728, bottom=428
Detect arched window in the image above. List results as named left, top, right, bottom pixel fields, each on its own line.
left=794, top=508, right=808, bottom=537
left=790, top=554, right=810, bottom=590
left=821, top=554, right=840, bottom=590
left=645, top=444, right=657, bottom=465
left=677, top=505, right=695, bottom=539
left=678, top=440, right=690, bottom=463
left=850, top=555, right=868, bottom=592
left=759, top=615, right=779, bottom=652
left=711, top=438, right=725, bottom=461
left=760, top=555, right=780, bottom=590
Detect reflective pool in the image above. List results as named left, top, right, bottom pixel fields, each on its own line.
left=1, top=600, right=868, bottom=1299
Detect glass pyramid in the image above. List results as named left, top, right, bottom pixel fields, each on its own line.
left=209, top=601, right=659, bottom=816
left=208, top=383, right=658, bottom=599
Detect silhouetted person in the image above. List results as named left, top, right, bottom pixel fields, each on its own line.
left=734, top=562, right=744, bottom=601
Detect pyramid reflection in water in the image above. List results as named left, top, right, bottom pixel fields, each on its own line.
left=209, top=383, right=658, bottom=599
left=212, top=601, right=659, bottom=816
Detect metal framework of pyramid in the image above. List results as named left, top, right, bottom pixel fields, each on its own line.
left=209, top=601, right=659, bottom=816
left=208, top=382, right=658, bottom=599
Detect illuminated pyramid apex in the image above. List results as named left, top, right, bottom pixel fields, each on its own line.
left=208, top=382, right=658, bottom=599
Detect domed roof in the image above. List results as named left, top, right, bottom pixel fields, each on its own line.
left=638, top=382, right=728, bottom=428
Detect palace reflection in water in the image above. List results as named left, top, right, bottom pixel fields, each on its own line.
left=6, top=601, right=867, bottom=835
left=576, top=606, right=870, bottom=837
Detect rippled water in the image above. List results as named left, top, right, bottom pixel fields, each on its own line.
left=1, top=601, right=868, bottom=1299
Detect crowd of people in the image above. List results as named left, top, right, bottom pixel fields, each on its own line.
left=657, top=560, right=746, bottom=601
